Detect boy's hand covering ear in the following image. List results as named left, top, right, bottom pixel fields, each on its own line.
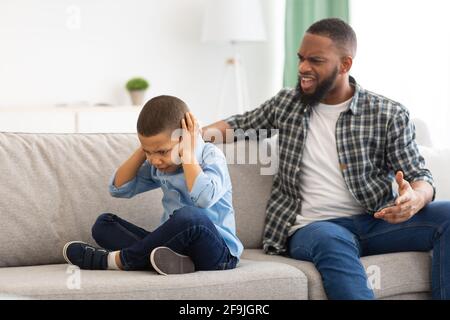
left=179, top=112, right=199, bottom=164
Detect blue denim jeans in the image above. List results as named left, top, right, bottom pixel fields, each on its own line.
left=288, top=201, right=450, bottom=300
left=91, top=206, right=238, bottom=271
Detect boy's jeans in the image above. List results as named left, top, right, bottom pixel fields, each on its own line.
left=91, top=206, right=238, bottom=271
left=288, top=201, right=450, bottom=300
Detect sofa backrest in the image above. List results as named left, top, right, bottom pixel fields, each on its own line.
left=0, top=132, right=272, bottom=267
left=3, top=127, right=442, bottom=268
left=226, top=140, right=274, bottom=249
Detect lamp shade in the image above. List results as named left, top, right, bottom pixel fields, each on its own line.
left=201, top=0, right=266, bottom=43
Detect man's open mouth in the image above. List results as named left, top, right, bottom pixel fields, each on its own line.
left=300, top=75, right=316, bottom=91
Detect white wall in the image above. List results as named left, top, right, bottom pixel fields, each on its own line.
left=0, top=0, right=285, bottom=126
left=350, top=0, right=450, bottom=148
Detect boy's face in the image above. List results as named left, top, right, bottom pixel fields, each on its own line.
left=138, top=132, right=181, bottom=173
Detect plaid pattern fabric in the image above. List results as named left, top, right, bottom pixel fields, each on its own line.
left=225, top=77, right=435, bottom=255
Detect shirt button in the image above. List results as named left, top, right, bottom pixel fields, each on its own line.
left=339, top=163, right=348, bottom=171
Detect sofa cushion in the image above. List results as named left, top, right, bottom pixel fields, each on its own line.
left=242, top=249, right=431, bottom=299
left=0, top=260, right=307, bottom=300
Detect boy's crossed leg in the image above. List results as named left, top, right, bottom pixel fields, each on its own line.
left=63, top=206, right=236, bottom=275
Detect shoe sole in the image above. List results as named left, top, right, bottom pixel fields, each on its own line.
left=62, top=241, right=87, bottom=265
left=150, top=247, right=195, bottom=276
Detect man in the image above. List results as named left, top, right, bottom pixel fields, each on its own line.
left=202, top=18, right=450, bottom=299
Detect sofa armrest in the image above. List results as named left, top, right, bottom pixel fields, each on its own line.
left=413, top=118, right=433, bottom=147
left=418, top=145, right=450, bottom=200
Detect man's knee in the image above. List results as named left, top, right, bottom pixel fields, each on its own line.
left=433, top=201, right=450, bottom=230
left=419, top=201, right=450, bottom=226
left=432, top=201, right=450, bottom=216
left=309, top=223, right=359, bottom=254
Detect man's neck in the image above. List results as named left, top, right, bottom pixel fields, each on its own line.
left=321, top=77, right=354, bottom=105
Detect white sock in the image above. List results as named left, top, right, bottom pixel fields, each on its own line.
left=107, top=251, right=121, bottom=270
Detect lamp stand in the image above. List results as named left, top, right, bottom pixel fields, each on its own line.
left=217, top=42, right=249, bottom=118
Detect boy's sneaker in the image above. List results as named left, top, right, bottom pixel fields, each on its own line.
left=63, top=241, right=108, bottom=270
left=150, top=246, right=195, bottom=275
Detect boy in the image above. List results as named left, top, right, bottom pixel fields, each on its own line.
left=63, top=95, right=243, bottom=275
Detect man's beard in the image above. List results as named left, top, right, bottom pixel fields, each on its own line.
left=295, top=67, right=339, bottom=107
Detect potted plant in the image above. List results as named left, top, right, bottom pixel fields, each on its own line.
left=126, top=77, right=150, bottom=106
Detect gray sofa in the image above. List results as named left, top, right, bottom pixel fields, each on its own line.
left=0, top=129, right=446, bottom=299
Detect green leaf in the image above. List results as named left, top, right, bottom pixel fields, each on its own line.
left=126, top=77, right=150, bottom=91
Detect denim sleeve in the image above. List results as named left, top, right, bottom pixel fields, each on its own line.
left=189, top=145, right=231, bottom=208
left=109, top=160, right=161, bottom=198
left=386, top=106, right=436, bottom=200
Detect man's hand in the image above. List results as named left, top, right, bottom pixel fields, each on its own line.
left=201, top=120, right=233, bottom=143
left=374, top=171, right=426, bottom=223
left=179, top=112, right=199, bottom=165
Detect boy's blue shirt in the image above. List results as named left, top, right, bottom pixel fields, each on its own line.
left=108, top=138, right=243, bottom=260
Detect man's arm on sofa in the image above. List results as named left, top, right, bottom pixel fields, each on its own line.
left=202, top=90, right=283, bottom=143
left=202, top=120, right=233, bottom=143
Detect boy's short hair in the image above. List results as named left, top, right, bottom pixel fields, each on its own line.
left=137, top=95, right=189, bottom=136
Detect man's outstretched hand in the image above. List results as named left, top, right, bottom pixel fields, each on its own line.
left=374, top=171, right=426, bottom=224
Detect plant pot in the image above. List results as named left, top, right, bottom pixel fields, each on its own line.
left=128, top=90, right=146, bottom=106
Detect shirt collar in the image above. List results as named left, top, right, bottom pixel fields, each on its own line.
left=347, top=76, right=363, bottom=116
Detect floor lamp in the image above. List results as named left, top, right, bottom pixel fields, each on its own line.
left=202, top=0, right=266, bottom=117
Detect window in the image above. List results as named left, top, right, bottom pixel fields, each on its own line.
left=350, top=0, right=450, bottom=147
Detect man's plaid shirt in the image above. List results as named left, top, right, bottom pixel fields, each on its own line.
left=225, top=77, right=435, bottom=255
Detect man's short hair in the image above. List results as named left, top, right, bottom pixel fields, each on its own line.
left=306, top=18, right=357, bottom=57
left=137, top=95, right=189, bottom=136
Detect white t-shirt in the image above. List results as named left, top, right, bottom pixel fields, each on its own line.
left=289, top=98, right=365, bottom=236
